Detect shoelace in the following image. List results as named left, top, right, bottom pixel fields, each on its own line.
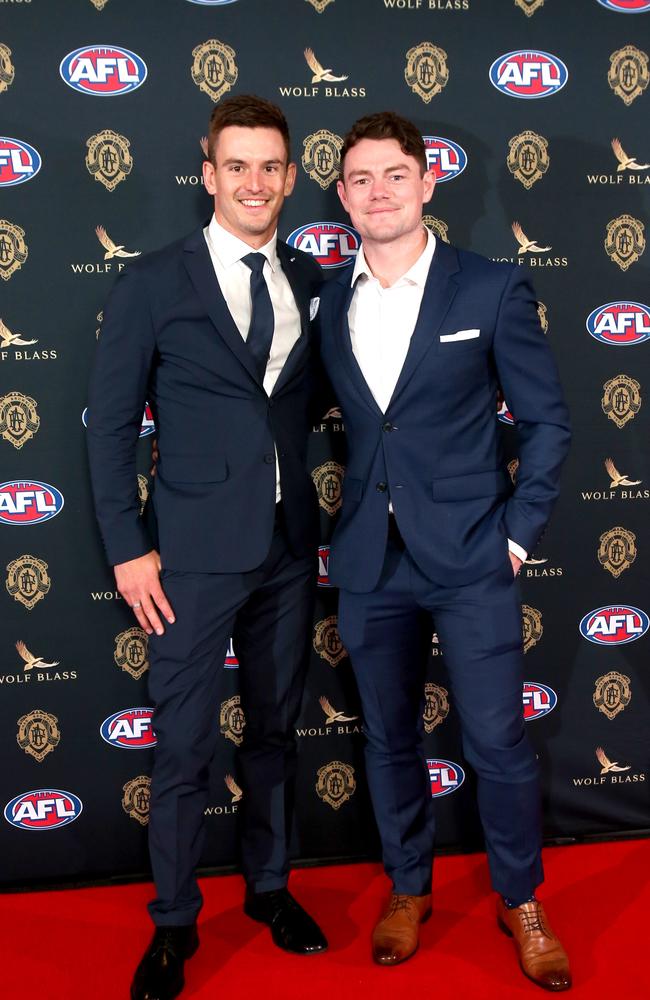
left=150, top=930, right=182, bottom=958
left=519, top=904, right=551, bottom=938
left=386, top=895, right=418, bottom=920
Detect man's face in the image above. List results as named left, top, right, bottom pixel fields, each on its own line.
left=203, top=126, right=296, bottom=247
left=337, top=137, right=435, bottom=245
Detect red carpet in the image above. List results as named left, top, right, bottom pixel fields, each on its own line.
left=2, top=839, right=648, bottom=999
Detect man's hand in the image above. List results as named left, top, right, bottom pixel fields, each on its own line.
left=509, top=551, right=523, bottom=577
left=114, top=550, right=175, bottom=636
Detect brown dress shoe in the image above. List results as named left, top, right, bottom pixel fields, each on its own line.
left=497, top=897, right=572, bottom=991
left=372, top=893, right=432, bottom=966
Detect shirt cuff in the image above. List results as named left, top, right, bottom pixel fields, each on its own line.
left=508, top=539, right=528, bottom=564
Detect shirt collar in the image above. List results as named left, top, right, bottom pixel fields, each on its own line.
left=351, top=226, right=436, bottom=289
left=206, top=215, right=278, bottom=272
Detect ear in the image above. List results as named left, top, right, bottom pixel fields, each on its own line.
left=422, top=169, right=435, bottom=205
left=284, top=161, right=297, bottom=197
left=203, top=159, right=217, bottom=197
left=336, top=178, right=350, bottom=213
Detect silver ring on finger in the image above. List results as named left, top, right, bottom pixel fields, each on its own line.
left=132, top=602, right=142, bottom=609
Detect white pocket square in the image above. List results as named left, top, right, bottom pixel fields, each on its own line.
left=309, top=297, right=320, bottom=321
left=440, top=328, right=480, bottom=342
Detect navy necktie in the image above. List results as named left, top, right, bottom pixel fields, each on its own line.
left=242, top=252, right=275, bottom=380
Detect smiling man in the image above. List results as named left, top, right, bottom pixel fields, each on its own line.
left=87, top=96, right=325, bottom=1000
left=317, top=112, right=572, bottom=990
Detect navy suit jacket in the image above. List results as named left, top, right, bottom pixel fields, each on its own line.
left=318, top=240, right=571, bottom=592
left=87, top=224, right=321, bottom=572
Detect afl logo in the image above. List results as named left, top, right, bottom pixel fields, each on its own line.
left=82, top=402, right=155, bottom=438
left=60, top=46, right=147, bottom=96
left=489, top=51, right=568, bottom=99
left=579, top=605, right=649, bottom=645
left=422, top=137, right=467, bottom=183
left=318, top=544, right=331, bottom=587
left=4, top=789, right=83, bottom=831
left=597, top=1, right=650, bottom=10
left=427, top=759, right=465, bottom=798
left=0, top=138, right=41, bottom=188
left=100, top=708, right=156, bottom=749
left=224, top=637, right=239, bottom=669
left=0, top=481, right=64, bottom=526
left=497, top=399, right=515, bottom=425
left=186, top=0, right=239, bottom=4
left=586, top=302, right=650, bottom=346
left=523, top=682, right=557, bottom=721
left=286, top=222, right=360, bottom=269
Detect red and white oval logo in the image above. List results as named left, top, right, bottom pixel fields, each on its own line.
left=286, top=222, right=360, bottom=269
left=523, top=682, right=557, bottom=721
left=318, top=544, right=331, bottom=587
left=597, top=1, right=650, bottom=11
left=489, top=51, right=568, bottom=99
left=422, top=136, right=468, bottom=183
left=82, top=403, right=155, bottom=438
left=586, top=302, right=650, bottom=346
left=4, top=789, right=83, bottom=831
left=579, top=605, right=649, bottom=645
left=427, top=759, right=465, bottom=798
left=0, top=481, right=64, bottom=525
left=224, top=637, right=239, bottom=669
left=100, top=708, right=156, bottom=749
left=0, top=137, right=42, bottom=187
left=60, top=45, right=147, bottom=96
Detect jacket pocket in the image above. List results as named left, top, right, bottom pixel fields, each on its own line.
left=432, top=468, right=509, bottom=501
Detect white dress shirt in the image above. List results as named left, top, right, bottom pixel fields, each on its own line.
left=347, top=227, right=527, bottom=564
left=204, top=216, right=302, bottom=502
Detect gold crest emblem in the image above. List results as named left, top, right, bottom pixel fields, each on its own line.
left=319, top=696, right=358, bottom=725
left=0, top=391, right=40, bottom=450
left=422, top=216, right=449, bottom=243
left=122, top=775, right=151, bottom=825
left=0, top=318, right=38, bottom=350
left=86, top=130, right=133, bottom=192
left=512, top=221, right=551, bottom=255
left=507, top=458, right=519, bottom=485
left=593, top=671, right=631, bottom=721
left=220, top=695, right=246, bottom=746
left=608, top=45, right=649, bottom=106
left=604, top=457, right=641, bottom=489
left=423, top=682, right=449, bottom=734
left=301, top=129, right=343, bottom=190
left=515, top=0, right=545, bottom=14
left=604, top=214, right=645, bottom=271
left=114, top=627, right=149, bottom=680
left=405, top=43, right=449, bottom=104
left=137, top=474, right=149, bottom=516
left=225, top=773, right=243, bottom=803
left=521, top=604, right=543, bottom=653
left=507, top=131, right=549, bottom=189
left=306, top=0, right=335, bottom=11
left=601, top=374, right=641, bottom=429
left=313, top=616, right=347, bottom=667
left=0, top=43, right=15, bottom=96
left=89, top=0, right=110, bottom=9
left=598, top=526, right=636, bottom=578
left=191, top=39, right=238, bottom=104
left=17, top=710, right=60, bottom=762
left=16, top=640, right=59, bottom=672
left=0, top=220, right=28, bottom=281
left=316, top=760, right=356, bottom=811
left=311, top=460, right=344, bottom=515
left=537, top=301, right=548, bottom=335
left=611, top=138, right=650, bottom=174
left=6, top=555, right=51, bottom=610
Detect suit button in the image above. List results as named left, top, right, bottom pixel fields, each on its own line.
left=376, top=482, right=387, bottom=493
left=264, top=454, right=275, bottom=464
left=382, top=422, right=394, bottom=432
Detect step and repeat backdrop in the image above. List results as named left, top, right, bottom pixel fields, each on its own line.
left=1, top=0, right=649, bottom=887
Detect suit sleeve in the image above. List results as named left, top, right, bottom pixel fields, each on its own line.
left=86, top=266, right=156, bottom=566
left=492, top=267, right=571, bottom=555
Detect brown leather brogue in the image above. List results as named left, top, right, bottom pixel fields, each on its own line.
left=497, top=897, right=572, bottom=991
left=372, top=892, right=432, bottom=966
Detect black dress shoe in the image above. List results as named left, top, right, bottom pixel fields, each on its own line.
left=131, top=924, right=199, bottom=1000
left=244, top=887, right=328, bottom=954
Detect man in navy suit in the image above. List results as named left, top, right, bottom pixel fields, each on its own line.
left=317, top=112, right=571, bottom=990
left=87, top=96, right=326, bottom=1000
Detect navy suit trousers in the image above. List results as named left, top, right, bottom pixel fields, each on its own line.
left=146, top=510, right=315, bottom=925
left=337, top=533, right=544, bottom=901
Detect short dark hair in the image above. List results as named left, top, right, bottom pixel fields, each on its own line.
left=341, top=111, right=427, bottom=176
left=207, top=94, right=291, bottom=164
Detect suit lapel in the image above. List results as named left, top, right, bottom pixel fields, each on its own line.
left=271, top=241, right=311, bottom=396
left=182, top=224, right=262, bottom=387
left=334, top=275, right=384, bottom=418
left=387, top=240, right=461, bottom=411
